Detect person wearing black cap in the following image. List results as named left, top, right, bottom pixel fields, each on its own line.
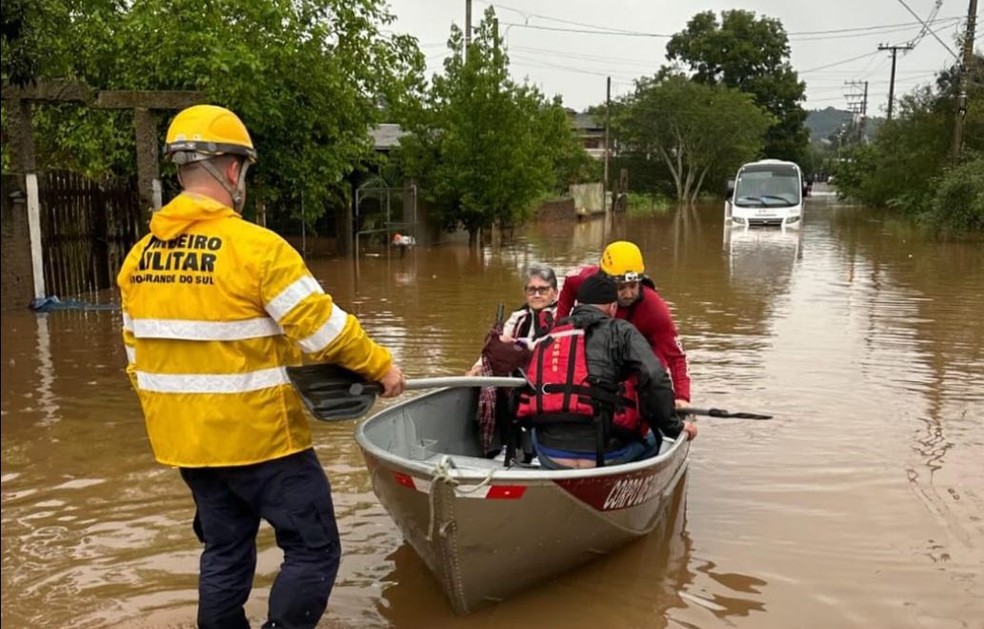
left=556, top=241, right=692, bottom=409
left=516, top=274, right=697, bottom=469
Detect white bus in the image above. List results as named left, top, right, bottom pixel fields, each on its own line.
left=725, top=159, right=805, bottom=228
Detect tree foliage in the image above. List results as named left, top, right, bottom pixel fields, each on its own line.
left=1, top=0, right=424, bottom=221
left=614, top=75, right=772, bottom=202
left=835, top=53, right=984, bottom=233
left=833, top=87, right=953, bottom=207
left=924, top=156, right=984, bottom=234
left=666, top=10, right=808, bottom=163
left=395, top=7, right=590, bottom=242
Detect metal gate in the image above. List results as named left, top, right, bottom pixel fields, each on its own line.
left=38, top=171, right=142, bottom=298
left=354, top=176, right=417, bottom=257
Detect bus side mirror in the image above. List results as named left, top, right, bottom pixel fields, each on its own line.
left=725, top=180, right=735, bottom=200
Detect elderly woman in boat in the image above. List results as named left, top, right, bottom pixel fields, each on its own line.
left=465, top=265, right=559, bottom=459
left=516, top=273, right=698, bottom=469
left=466, top=264, right=559, bottom=376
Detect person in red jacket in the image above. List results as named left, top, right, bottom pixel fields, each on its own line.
left=556, top=241, right=691, bottom=408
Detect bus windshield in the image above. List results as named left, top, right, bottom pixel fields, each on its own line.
left=733, top=164, right=801, bottom=207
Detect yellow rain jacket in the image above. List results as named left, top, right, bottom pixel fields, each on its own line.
left=118, top=192, right=393, bottom=467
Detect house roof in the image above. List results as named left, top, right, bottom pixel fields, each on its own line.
left=369, top=123, right=408, bottom=151
left=571, top=113, right=603, bottom=132
left=369, top=114, right=604, bottom=150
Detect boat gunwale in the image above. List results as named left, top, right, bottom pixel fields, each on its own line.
left=354, top=388, right=690, bottom=483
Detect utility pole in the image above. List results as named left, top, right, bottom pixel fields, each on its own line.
left=604, top=76, right=611, bottom=208
left=860, top=80, right=869, bottom=141
left=878, top=43, right=913, bottom=121
left=844, top=80, right=869, bottom=143
left=950, top=0, right=979, bottom=161
left=464, top=0, right=472, bottom=62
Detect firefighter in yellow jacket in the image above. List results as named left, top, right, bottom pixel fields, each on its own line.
left=117, top=104, right=405, bottom=629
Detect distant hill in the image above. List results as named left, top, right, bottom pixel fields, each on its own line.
left=806, top=107, right=853, bottom=142
left=805, top=107, right=883, bottom=144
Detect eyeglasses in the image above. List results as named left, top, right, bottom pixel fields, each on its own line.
left=525, top=285, right=553, bottom=296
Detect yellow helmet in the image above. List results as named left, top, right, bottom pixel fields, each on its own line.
left=163, top=105, right=257, bottom=165
left=600, top=241, right=645, bottom=281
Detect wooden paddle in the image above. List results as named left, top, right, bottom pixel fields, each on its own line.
left=684, top=407, right=773, bottom=420
left=286, top=363, right=527, bottom=421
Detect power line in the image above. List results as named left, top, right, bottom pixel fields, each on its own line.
left=498, top=16, right=965, bottom=41
left=484, top=0, right=965, bottom=40
left=906, top=0, right=944, bottom=48
left=509, top=54, right=638, bottom=80
left=800, top=50, right=884, bottom=73
left=507, top=45, right=660, bottom=68
left=499, top=21, right=672, bottom=38
left=791, top=19, right=960, bottom=42
left=786, top=17, right=961, bottom=36
left=895, top=0, right=959, bottom=58
left=478, top=0, right=658, bottom=36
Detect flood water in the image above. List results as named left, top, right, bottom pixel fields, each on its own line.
left=3, top=192, right=983, bottom=628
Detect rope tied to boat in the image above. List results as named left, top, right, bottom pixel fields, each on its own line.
left=425, top=456, right=497, bottom=542
left=426, top=456, right=457, bottom=542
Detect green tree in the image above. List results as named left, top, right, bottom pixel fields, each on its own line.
left=835, top=53, right=983, bottom=231
left=834, top=86, right=952, bottom=207
left=2, top=0, right=424, bottom=223
left=666, top=9, right=808, bottom=163
left=1, top=0, right=42, bottom=86
left=614, top=75, right=772, bottom=203
left=2, top=0, right=132, bottom=173
left=396, top=7, right=585, bottom=243
left=1, top=0, right=122, bottom=86
left=924, top=156, right=984, bottom=234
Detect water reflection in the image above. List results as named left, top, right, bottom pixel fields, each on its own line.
left=34, top=315, right=61, bottom=426
left=369, top=475, right=760, bottom=628
left=724, top=226, right=802, bottom=295
left=3, top=200, right=984, bottom=628
left=709, top=225, right=803, bottom=380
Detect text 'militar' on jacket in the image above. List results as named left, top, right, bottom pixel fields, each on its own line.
left=118, top=192, right=394, bottom=467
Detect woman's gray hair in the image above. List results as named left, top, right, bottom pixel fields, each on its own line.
left=525, top=264, right=558, bottom=289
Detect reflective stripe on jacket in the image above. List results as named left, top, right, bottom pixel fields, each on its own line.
left=118, top=192, right=393, bottom=467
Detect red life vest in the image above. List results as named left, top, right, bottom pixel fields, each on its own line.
left=614, top=376, right=648, bottom=438
left=516, top=322, right=647, bottom=439
left=516, top=324, right=595, bottom=420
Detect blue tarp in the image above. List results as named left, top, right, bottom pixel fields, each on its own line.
left=29, top=296, right=120, bottom=312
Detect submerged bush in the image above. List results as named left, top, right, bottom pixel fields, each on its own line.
left=623, top=191, right=671, bottom=217
left=922, top=156, right=984, bottom=234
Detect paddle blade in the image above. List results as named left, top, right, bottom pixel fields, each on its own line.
left=286, top=364, right=379, bottom=421
left=687, top=407, right=773, bottom=420
left=722, top=410, right=773, bottom=420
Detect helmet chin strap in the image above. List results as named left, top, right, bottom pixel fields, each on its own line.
left=198, top=159, right=249, bottom=212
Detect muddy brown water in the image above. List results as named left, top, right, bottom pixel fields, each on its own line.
left=3, top=194, right=982, bottom=628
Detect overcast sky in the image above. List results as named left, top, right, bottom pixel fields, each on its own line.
left=386, top=0, right=977, bottom=117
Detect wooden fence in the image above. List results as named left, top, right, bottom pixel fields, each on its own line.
left=38, top=171, right=143, bottom=297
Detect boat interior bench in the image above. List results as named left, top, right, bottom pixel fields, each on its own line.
left=363, top=388, right=512, bottom=466
left=361, top=387, right=674, bottom=472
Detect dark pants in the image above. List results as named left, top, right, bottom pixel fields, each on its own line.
left=179, top=449, right=341, bottom=629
